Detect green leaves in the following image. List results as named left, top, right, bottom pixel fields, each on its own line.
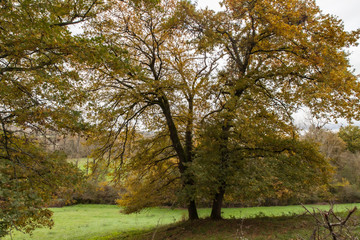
left=338, top=125, right=360, bottom=154
left=0, top=133, right=83, bottom=237
left=0, top=0, right=100, bottom=236
left=195, top=118, right=332, bottom=205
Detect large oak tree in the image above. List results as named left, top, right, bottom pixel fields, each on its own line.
left=78, top=0, right=360, bottom=221
left=81, top=0, right=218, bottom=219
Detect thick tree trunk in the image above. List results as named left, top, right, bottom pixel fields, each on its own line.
left=188, top=199, right=199, bottom=220
left=209, top=61, right=248, bottom=220
left=159, top=96, right=199, bottom=220
left=185, top=99, right=199, bottom=220
left=210, top=124, right=231, bottom=220
left=210, top=186, right=225, bottom=220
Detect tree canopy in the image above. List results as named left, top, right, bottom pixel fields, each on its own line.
left=339, top=125, right=360, bottom=153
left=79, top=0, right=221, bottom=219
left=0, top=0, right=100, bottom=236
left=175, top=0, right=360, bottom=219
left=76, top=0, right=360, bottom=220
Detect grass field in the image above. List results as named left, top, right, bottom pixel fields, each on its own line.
left=68, top=158, right=92, bottom=172
left=5, top=203, right=360, bottom=240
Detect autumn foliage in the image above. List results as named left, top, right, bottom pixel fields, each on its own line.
left=1, top=0, right=360, bottom=236
left=80, top=0, right=360, bottom=220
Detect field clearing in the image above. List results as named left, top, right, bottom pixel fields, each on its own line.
left=6, top=203, right=360, bottom=240
left=68, top=158, right=92, bottom=172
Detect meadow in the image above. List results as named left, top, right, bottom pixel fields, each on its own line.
left=6, top=203, right=360, bottom=240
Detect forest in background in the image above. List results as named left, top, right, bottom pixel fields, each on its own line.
left=43, top=124, right=360, bottom=208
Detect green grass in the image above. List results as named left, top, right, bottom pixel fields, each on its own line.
left=5, top=205, right=184, bottom=240
left=199, top=203, right=360, bottom=219
left=68, top=158, right=92, bottom=172
left=5, top=203, right=360, bottom=240
left=68, top=158, right=114, bottom=181
left=109, top=205, right=360, bottom=240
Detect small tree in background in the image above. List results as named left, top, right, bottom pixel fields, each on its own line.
left=339, top=125, right=360, bottom=154
left=304, top=126, right=360, bottom=203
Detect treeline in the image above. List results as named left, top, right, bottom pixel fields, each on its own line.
left=35, top=132, right=90, bottom=158
left=52, top=124, right=360, bottom=208
left=305, top=125, right=360, bottom=204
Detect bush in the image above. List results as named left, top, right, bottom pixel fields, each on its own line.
left=334, top=184, right=360, bottom=203
left=73, top=180, right=122, bottom=204
left=47, top=179, right=124, bottom=207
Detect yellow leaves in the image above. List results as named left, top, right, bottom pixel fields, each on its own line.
left=271, top=178, right=292, bottom=199
left=333, top=178, right=350, bottom=188
left=47, top=0, right=360, bottom=218
left=117, top=163, right=179, bottom=213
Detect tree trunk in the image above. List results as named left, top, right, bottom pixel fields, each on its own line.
left=188, top=199, right=199, bottom=220
left=210, top=186, right=225, bottom=220
left=159, top=96, right=199, bottom=220
left=53, top=132, right=57, bottom=151
left=76, top=134, right=81, bottom=158
left=210, top=124, right=231, bottom=220
left=185, top=98, right=199, bottom=220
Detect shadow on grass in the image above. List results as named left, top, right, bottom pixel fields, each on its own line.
left=101, top=213, right=350, bottom=240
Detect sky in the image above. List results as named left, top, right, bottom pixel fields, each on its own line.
left=194, top=0, right=360, bottom=130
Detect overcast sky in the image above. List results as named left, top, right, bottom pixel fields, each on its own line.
left=194, top=0, right=360, bottom=130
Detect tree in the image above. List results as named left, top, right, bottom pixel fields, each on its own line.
left=80, top=0, right=218, bottom=220
left=0, top=0, right=100, bottom=236
left=179, top=0, right=360, bottom=219
left=195, top=108, right=332, bottom=213
left=305, top=125, right=347, bottom=160
left=305, top=126, right=360, bottom=203
left=0, top=136, right=82, bottom=237
left=115, top=132, right=180, bottom=213
left=338, top=125, right=360, bottom=153
left=76, top=0, right=360, bottom=221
